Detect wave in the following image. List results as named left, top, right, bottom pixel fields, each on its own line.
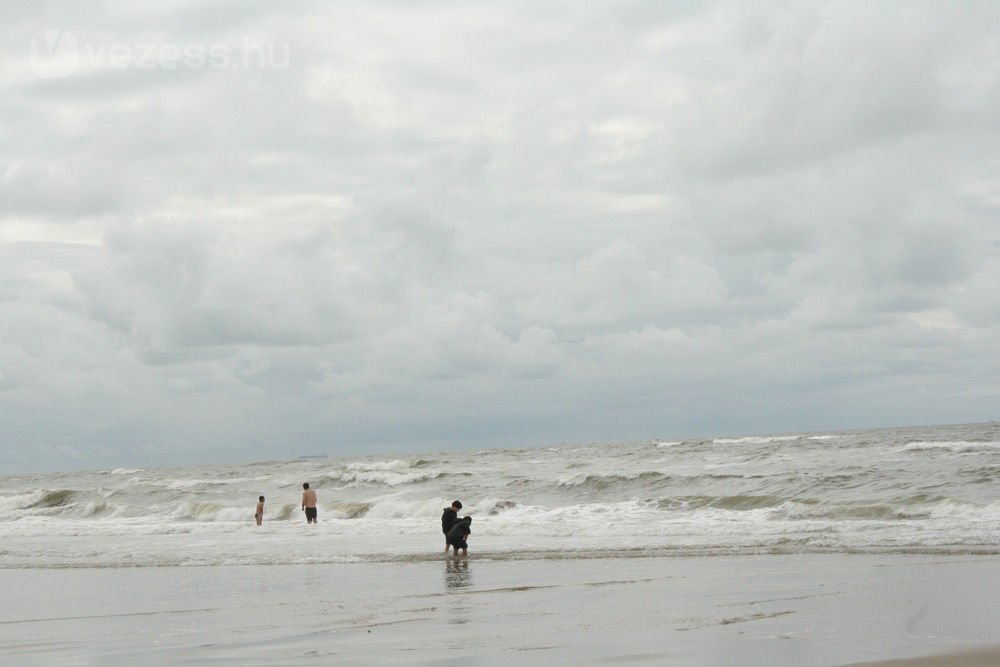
left=713, top=435, right=801, bottom=445
left=23, top=489, right=76, bottom=509
left=961, top=465, right=1000, bottom=483
left=901, top=441, right=1000, bottom=454
left=169, top=502, right=251, bottom=522
left=557, top=471, right=667, bottom=489
left=928, top=498, right=1000, bottom=520
left=167, top=500, right=380, bottom=522
left=82, top=501, right=114, bottom=517
left=363, top=497, right=460, bottom=519
left=488, top=500, right=517, bottom=515
left=778, top=502, right=932, bottom=521
left=656, top=495, right=790, bottom=512
left=322, top=469, right=445, bottom=487
left=327, top=502, right=372, bottom=519
left=162, top=476, right=270, bottom=490
left=268, top=504, right=296, bottom=520
left=349, top=460, right=412, bottom=472
left=650, top=493, right=974, bottom=522
left=316, top=459, right=451, bottom=487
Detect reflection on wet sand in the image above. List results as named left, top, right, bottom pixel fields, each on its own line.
left=445, top=558, right=471, bottom=590
left=445, top=559, right=472, bottom=624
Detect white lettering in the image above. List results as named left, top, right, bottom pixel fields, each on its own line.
left=135, top=43, right=156, bottom=69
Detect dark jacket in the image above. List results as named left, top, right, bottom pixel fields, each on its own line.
left=441, top=508, right=458, bottom=535
left=447, top=516, right=472, bottom=544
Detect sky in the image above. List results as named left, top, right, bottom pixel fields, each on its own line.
left=2, top=1, right=999, bottom=473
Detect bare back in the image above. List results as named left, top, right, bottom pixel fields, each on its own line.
left=302, top=488, right=317, bottom=508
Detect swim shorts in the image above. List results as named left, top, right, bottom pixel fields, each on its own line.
left=305, top=507, right=317, bottom=521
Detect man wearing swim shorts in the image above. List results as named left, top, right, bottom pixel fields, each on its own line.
left=302, top=482, right=318, bottom=523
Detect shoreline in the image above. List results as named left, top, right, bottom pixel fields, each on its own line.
left=5, top=525, right=1000, bottom=570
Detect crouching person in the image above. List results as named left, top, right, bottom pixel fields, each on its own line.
left=447, top=516, right=472, bottom=557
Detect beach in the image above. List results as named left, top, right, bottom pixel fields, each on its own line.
left=2, top=423, right=999, bottom=664
left=2, top=553, right=999, bottom=666
left=6, top=0, right=1000, bottom=662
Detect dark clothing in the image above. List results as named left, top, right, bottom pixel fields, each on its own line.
left=447, top=517, right=471, bottom=549
left=305, top=507, right=317, bottom=521
left=441, top=508, right=459, bottom=535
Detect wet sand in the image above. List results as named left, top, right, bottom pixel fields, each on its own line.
left=1, top=554, right=998, bottom=666
left=847, top=646, right=1000, bottom=666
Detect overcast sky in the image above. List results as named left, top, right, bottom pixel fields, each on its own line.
left=2, top=1, right=999, bottom=473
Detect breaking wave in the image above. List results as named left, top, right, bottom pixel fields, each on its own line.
left=557, top=471, right=667, bottom=489
left=318, top=460, right=453, bottom=487
left=23, top=489, right=76, bottom=509
left=901, top=441, right=1000, bottom=454
left=713, top=435, right=801, bottom=445
left=656, top=495, right=789, bottom=511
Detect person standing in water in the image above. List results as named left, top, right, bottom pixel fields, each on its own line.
left=302, top=483, right=318, bottom=524
left=255, top=495, right=265, bottom=526
left=441, top=500, right=462, bottom=553
left=447, top=516, right=472, bottom=557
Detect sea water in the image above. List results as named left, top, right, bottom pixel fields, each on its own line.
left=1, top=422, right=999, bottom=568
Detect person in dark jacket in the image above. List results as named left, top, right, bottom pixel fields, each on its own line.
left=447, top=516, right=472, bottom=557
left=441, top=500, right=462, bottom=553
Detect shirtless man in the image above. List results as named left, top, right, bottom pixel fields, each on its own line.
left=301, top=483, right=318, bottom=524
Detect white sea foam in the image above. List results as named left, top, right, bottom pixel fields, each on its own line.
left=713, top=435, right=801, bottom=445
left=346, top=459, right=414, bottom=471
left=326, top=469, right=442, bottom=487
left=81, top=501, right=114, bottom=517
left=556, top=472, right=590, bottom=486
left=0, top=491, right=43, bottom=514
left=314, top=459, right=446, bottom=487
left=362, top=496, right=449, bottom=519
left=901, top=441, right=1000, bottom=453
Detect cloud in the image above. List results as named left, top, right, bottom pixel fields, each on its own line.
left=1, top=1, right=999, bottom=472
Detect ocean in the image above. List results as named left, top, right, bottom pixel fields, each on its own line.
left=2, top=422, right=998, bottom=568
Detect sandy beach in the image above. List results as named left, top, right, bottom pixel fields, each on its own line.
left=2, top=553, right=999, bottom=666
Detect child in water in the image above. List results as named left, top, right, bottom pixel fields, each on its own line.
left=255, top=496, right=265, bottom=526
left=441, top=500, right=463, bottom=552
left=447, top=516, right=472, bottom=557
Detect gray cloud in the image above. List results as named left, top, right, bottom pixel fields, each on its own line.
left=2, top=1, right=999, bottom=472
